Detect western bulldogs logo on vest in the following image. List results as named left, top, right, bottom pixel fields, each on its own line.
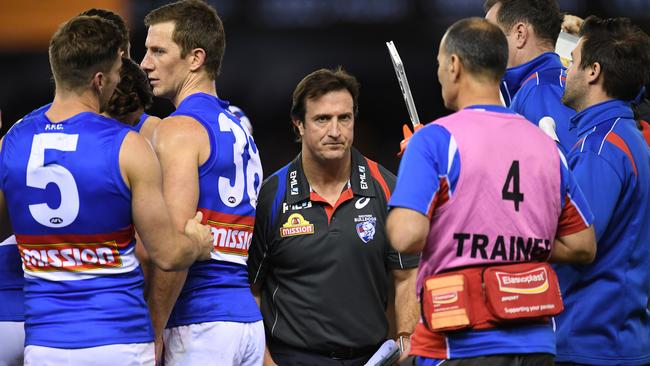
left=355, top=215, right=376, bottom=244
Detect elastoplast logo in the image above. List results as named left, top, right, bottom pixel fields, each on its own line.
left=280, top=213, right=314, bottom=237
left=19, top=241, right=122, bottom=272
left=496, top=267, right=549, bottom=294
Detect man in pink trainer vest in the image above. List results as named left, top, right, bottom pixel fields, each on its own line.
left=386, top=18, right=596, bottom=366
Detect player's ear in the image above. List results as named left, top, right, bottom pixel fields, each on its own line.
left=513, top=22, right=528, bottom=49
left=587, top=61, right=602, bottom=85
left=188, top=48, right=206, bottom=72
left=292, top=119, right=305, bottom=136
left=449, top=54, right=461, bottom=81
left=91, top=71, right=105, bottom=95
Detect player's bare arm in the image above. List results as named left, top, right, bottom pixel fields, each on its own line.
left=147, top=114, right=210, bottom=357
left=387, top=207, right=430, bottom=254
left=550, top=226, right=596, bottom=264
left=392, top=267, right=418, bottom=360
left=119, top=130, right=212, bottom=271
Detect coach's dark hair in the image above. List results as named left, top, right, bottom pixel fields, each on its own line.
left=290, top=67, right=360, bottom=139
left=79, top=8, right=130, bottom=55
left=443, top=18, right=508, bottom=82
left=144, top=0, right=225, bottom=80
left=49, top=15, right=124, bottom=91
left=106, top=58, right=154, bottom=125
left=483, top=0, right=563, bottom=48
left=578, top=16, right=650, bottom=101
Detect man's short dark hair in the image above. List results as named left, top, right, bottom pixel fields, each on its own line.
left=79, top=8, right=130, bottom=54
left=483, top=0, right=563, bottom=47
left=443, top=18, right=509, bottom=82
left=290, top=67, right=360, bottom=139
left=49, top=15, right=124, bottom=91
left=578, top=16, right=650, bottom=101
left=144, top=0, right=225, bottom=80
left=107, top=58, right=154, bottom=125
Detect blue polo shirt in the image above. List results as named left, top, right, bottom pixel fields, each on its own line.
left=501, top=52, right=578, bottom=153
left=555, top=99, right=650, bottom=365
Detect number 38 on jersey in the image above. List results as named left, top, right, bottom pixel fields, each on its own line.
left=217, top=112, right=262, bottom=209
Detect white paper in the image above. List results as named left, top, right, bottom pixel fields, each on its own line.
left=555, top=31, right=579, bottom=67
left=364, top=339, right=400, bottom=366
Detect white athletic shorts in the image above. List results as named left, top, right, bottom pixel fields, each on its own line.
left=164, top=320, right=264, bottom=366
left=24, top=342, right=154, bottom=366
left=0, top=321, right=24, bottom=366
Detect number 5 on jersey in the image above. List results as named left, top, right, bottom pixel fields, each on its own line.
left=27, top=133, right=80, bottom=228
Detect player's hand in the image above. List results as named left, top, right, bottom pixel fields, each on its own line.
left=398, top=123, right=423, bottom=157
left=562, top=14, right=584, bottom=35
left=183, top=211, right=214, bottom=261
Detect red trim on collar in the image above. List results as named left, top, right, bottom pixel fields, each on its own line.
left=310, top=188, right=355, bottom=225
left=365, top=158, right=390, bottom=200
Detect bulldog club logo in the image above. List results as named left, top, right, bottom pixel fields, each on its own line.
left=355, top=216, right=376, bottom=244
left=280, top=213, right=314, bottom=237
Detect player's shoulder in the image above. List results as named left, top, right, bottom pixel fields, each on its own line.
left=3, top=107, right=51, bottom=141
left=570, top=120, right=637, bottom=176
left=119, top=129, right=157, bottom=173
left=521, top=78, right=563, bottom=97
left=419, top=119, right=453, bottom=140
left=513, top=70, right=563, bottom=105
left=120, top=129, right=151, bottom=153
left=155, top=114, right=206, bottom=141
left=595, top=118, right=644, bottom=167
left=138, top=115, right=162, bottom=142
left=141, top=114, right=162, bottom=130
left=406, top=119, right=454, bottom=156
left=576, top=119, right=620, bottom=154
left=10, top=104, right=50, bottom=128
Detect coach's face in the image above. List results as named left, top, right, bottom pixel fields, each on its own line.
left=141, top=21, right=190, bottom=103
left=295, top=89, right=354, bottom=164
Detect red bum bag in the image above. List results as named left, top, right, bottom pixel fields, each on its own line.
left=420, top=262, right=564, bottom=333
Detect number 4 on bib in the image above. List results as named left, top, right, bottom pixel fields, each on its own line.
left=502, top=160, right=524, bottom=212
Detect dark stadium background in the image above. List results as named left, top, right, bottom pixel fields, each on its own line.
left=1, top=0, right=648, bottom=176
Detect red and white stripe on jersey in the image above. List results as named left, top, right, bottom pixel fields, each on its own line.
left=426, top=134, right=458, bottom=218
left=15, top=226, right=137, bottom=281
left=199, top=208, right=255, bottom=266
